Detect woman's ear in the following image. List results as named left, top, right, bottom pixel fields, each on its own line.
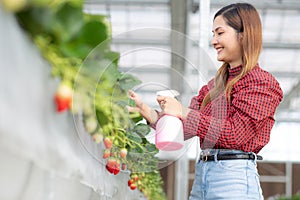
left=238, top=32, right=243, bottom=41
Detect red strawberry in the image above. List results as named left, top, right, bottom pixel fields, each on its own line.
left=120, top=148, right=128, bottom=159
left=106, top=158, right=120, bottom=175
left=106, top=159, right=115, bottom=174
left=128, top=179, right=134, bottom=186
left=103, top=149, right=110, bottom=159
left=121, top=163, right=127, bottom=170
left=103, top=137, right=113, bottom=149
left=106, top=164, right=114, bottom=174
left=131, top=174, right=139, bottom=182
left=114, top=160, right=120, bottom=175
left=107, top=158, right=116, bottom=167
left=54, top=83, right=73, bottom=112
left=130, top=183, right=137, bottom=190
left=113, top=166, right=120, bottom=175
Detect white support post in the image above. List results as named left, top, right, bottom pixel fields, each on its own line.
left=198, top=0, right=210, bottom=80
left=199, top=0, right=211, bottom=51
left=286, top=162, right=292, bottom=198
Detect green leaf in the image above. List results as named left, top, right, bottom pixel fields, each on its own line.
left=16, top=7, right=54, bottom=36
left=126, top=132, right=142, bottom=144
left=59, top=42, right=92, bottom=59
left=129, top=111, right=143, bottom=123
left=84, top=13, right=111, bottom=36
left=118, top=73, right=142, bottom=92
left=133, top=123, right=151, bottom=137
left=145, top=143, right=158, bottom=153
left=103, top=51, right=120, bottom=66
left=77, top=20, right=108, bottom=47
left=29, top=0, right=83, bottom=8
left=100, top=63, right=121, bottom=85
left=96, top=110, right=109, bottom=126
left=52, top=3, right=84, bottom=42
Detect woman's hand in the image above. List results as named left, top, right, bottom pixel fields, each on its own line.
left=157, top=96, right=190, bottom=120
left=127, top=90, right=144, bottom=113
left=127, top=90, right=159, bottom=124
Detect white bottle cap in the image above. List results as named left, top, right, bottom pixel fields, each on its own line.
left=156, top=90, right=179, bottom=97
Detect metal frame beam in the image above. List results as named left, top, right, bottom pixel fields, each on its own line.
left=112, top=38, right=300, bottom=50
left=120, top=67, right=300, bottom=79
left=210, top=0, right=300, bottom=10
left=86, top=0, right=300, bottom=10
left=170, top=1, right=189, bottom=200
left=84, top=0, right=169, bottom=6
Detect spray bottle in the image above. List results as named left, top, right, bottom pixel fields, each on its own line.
left=155, top=90, right=184, bottom=151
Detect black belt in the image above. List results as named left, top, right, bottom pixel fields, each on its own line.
left=199, top=153, right=263, bottom=162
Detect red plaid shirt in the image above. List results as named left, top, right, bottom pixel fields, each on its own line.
left=183, top=64, right=283, bottom=153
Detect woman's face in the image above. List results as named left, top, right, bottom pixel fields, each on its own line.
left=212, top=15, right=243, bottom=68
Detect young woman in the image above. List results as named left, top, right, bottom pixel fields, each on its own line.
left=128, top=3, right=283, bottom=199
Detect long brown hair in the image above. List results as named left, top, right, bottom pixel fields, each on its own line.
left=201, top=3, right=262, bottom=109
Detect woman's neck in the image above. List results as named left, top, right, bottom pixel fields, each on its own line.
left=229, top=63, right=242, bottom=69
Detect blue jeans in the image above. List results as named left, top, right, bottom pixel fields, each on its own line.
left=189, top=150, right=263, bottom=200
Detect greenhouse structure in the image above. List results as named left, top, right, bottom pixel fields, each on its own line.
left=1, top=0, right=300, bottom=199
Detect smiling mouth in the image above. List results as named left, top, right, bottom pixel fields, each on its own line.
left=216, top=47, right=223, bottom=54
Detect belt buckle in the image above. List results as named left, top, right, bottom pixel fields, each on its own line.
left=201, top=153, right=208, bottom=162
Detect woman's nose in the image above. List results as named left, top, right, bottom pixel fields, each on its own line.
left=211, top=36, right=218, bottom=46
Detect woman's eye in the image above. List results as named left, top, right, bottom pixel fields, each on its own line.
left=212, top=32, right=224, bottom=37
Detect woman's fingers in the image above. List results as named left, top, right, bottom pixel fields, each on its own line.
left=128, top=90, right=136, bottom=99
left=129, top=90, right=144, bottom=107
left=127, top=90, right=141, bottom=112
left=157, top=96, right=171, bottom=110
left=157, top=96, right=166, bottom=108
left=157, top=96, right=183, bottom=118
left=157, top=95, right=166, bottom=103
left=126, top=106, right=140, bottom=113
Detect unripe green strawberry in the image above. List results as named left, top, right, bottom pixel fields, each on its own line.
left=92, top=133, right=103, bottom=144
left=1, top=0, right=27, bottom=12
left=85, top=117, right=98, bottom=133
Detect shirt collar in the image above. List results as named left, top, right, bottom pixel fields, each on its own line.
left=228, top=65, right=242, bottom=77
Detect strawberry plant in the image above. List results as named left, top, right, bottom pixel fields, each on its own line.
left=10, top=0, right=167, bottom=199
